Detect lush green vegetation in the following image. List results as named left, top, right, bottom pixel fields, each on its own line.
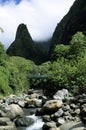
left=28, top=32, right=86, bottom=96
left=0, top=31, right=86, bottom=97
left=0, top=42, right=34, bottom=96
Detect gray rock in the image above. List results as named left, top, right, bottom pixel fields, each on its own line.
left=62, top=104, right=70, bottom=111
left=70, top=104, right=77, bottom=109
left=60, top=121, right=86, bottom=130
left=53, top=91, right=64, bottom=100
left=0, top=117, right=16, bottom=130
left=0, top=125, right=17, bottom=130
left=54, top=109, right=64, bottom=118
left=43, top=100, right=63, bottom=114
left=34, top=99, right=42, bottom=107
left=62, top=89, right=69, bottom=98
left=80, top=104, right=86, bottom=124
left=75, top=109, right=80, bottom=115
left=18, top=100, right=25, bottom=108
left=0, top=110, right=6, bottom=117
left=64, top=116, right=73, bottom=121
left=53, top=89, right=68, bottom=100
left=0, top=117, right=14, bottom=126
left=15, top=116, right=34, bottom=126
left=25, top=98, right=42, bottom=108
left=43, top=121, right=57, bottom=130
left=63, top=111, right=71, bottom=116
left=3, top=104, right=24, bottom=119
left=43, top=115, right=51, bottom=122
left=57, top=118, right=65, bottom=126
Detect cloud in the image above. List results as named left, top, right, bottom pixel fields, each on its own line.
left=0, top=0, right=75, bottom=49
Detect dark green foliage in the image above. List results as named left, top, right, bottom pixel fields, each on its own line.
left=51, top=44, right=69, bottom=60
left=69, top=32, right=86, bottom=59
left=50, top=32, right=86, bottom=95
left=75, top=56, right=86, bottom=94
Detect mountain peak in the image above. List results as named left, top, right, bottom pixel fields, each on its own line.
left=6, top=23, right=50, bottom=64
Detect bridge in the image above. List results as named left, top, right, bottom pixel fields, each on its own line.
left=28, top=73, right=50, bottom=80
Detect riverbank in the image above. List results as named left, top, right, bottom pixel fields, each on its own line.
left=0, top=89, right=86, bottom=130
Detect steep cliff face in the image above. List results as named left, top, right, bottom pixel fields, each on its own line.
left=6, top=24, right=50, bottom=64
left=50, top=0, right=86, bottom=54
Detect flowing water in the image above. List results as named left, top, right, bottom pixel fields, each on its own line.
left=17, top=108, right=44, bottom=130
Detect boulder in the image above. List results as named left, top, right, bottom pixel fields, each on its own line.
left=25, top=98, right=42, bottom=108
left=57, top=118, right=65, bottom=126
left=0, top=117, right=16, bottom=130
left=30, top=93, right=40, bottom=99
left=54, top=108, right=64, bottom=118
left=53, top=91, right=64, bottom=100
left=62, top=89, right=69, bottom=98
left=43, top=121, right=57, bottom=130
left=62, top=104, right=70, bottom=111
left=60, top=121, right=85, bottom=130
left=80, top=104, right=86, bottom=124
left=15, top=116, right=34, bottom=126
left=70, top=104, right=77, bottom=109
left=3, top=104, right=24, bottom=119
left=53, top=89, right=68, bottom=100
left=0, top=117, right=15, bottom=126
left=0, top=125, right=17, bottom=130
left=43, top=100, right=63, bottom=114
left=34, top=99, right=42, bottom=107
left=18, top=100, right=25, bottom=108
left=0, top=110, right=6, bottom=117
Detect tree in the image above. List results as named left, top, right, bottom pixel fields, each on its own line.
left=51, top=44, right=69, bottom=61
left=69, top=32, right=86, bottom=59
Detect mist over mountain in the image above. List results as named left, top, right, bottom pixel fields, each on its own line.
left=6, top=24, right=50, bottom=64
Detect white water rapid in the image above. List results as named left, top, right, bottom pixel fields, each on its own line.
left=26, top=114, right=44, bottom=130
left=17, top=108, right=44, bottom=130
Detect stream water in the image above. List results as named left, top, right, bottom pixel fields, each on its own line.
left=17, top=108, right=44, bottom=130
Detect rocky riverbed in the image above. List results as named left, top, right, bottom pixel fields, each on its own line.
left=0, top=89, right=86, bottom=130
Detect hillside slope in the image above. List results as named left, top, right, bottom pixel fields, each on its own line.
left=49, top=0, right=86, bottom=54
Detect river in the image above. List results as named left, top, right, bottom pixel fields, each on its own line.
left=17, top=108, right=44, bottom=130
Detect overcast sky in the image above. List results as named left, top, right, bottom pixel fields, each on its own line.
left=0, top=0, right=75, bottom=49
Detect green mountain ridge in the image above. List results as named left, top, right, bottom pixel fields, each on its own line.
left=49, top=0, right=86, bottom=55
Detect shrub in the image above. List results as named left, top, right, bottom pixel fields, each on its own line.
left=69, top=32, right=86, bottom=59
left=6, top=56, right=34, bottom=93
left=52, top=44, right=69, bottom=60
left=0, top=67, right=13, bottom=95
